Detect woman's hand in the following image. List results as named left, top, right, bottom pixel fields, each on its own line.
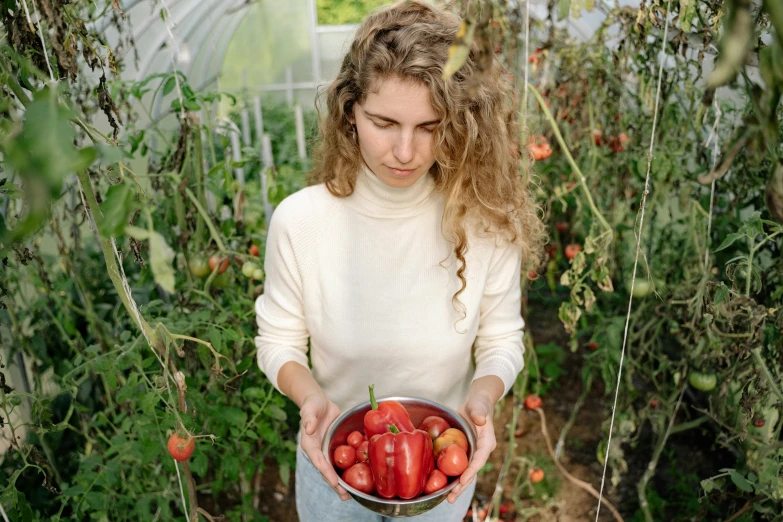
left=447, top=383, right=500, bottom=504
left=299, top=392, right=351, bottom=501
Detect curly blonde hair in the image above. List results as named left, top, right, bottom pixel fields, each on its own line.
left=309, top=0, right=546, bottom=315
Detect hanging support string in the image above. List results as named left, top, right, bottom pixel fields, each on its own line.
left=595, top=0, right=674, bottom=519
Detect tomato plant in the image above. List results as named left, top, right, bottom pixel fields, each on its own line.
left=208, top=254, right=230, bottom=274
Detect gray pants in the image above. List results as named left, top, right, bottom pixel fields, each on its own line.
left=295, top=443, right=476, bottom=521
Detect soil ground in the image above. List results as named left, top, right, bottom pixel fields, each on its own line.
left=252, top=302, right=624, bottom=522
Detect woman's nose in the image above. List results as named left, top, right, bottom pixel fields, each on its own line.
left=393, top=131, right=415, bottom=164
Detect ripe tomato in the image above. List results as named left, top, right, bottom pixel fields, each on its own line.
left=343, top=462, right=374, bottom=494
left=592, top=129, right=604, bottom=146
left=418, top=416, right=450, bottom=440
left=347, top=431, right=365, bottom=449
left=424, top=469, right=448, bottom=494
left=528, top=270, right=538, bottom=280
left=547, top=244, right=557, bottom=259
left=588, top=341, right=599, bottom=350
left=565, top=244, right=581, bottom=260
left=753, top=417, right=766, bottom=428
left=433, top=428, right=468, bottom=459
left=555, top=221, right=568, bottom=233
left=188, top=256, right=210, bottom=278
left=249, top=245, right=260, bottom=257
left=437, top=443, right=469, bottom=477
left=208, top=255, right=229, bottom=274
left=529, top=468, right=545, bottom=483
left=524, top=394, right=542, bottom=410
left=167, top=433, right=195, bottom=462
left=356, top=440, right=369, bottom=463
left=528, top=136, right=553, bottom=161
left=333, top=444, right=356, bottom=470
left=688, top=371, right=717, bottom=392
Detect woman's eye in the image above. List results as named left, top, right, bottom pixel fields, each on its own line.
left=420, top=127, right=435, bottom=133
left=372, top=121, right=392, bottom=129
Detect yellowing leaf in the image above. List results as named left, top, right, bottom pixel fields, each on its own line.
left=442, top=20, right=476, bottom=80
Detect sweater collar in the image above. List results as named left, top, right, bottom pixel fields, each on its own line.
left=350, top=162, right=437, bottom=217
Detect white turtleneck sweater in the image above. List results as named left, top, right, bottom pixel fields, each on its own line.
left=254, top=165, right=526, bottom=413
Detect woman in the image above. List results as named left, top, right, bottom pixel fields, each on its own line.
left=255, top=1, right=545, bottom=520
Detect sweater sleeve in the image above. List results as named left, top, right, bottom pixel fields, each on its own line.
left=254, top=201, right=311, bottom=392
left=471, top=240, right=526, bottom=397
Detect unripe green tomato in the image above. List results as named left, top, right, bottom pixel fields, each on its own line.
left=212, top=271, right=230, bottom=289
left=253, top=268, right=264, bottom=280
left=242, top=261, right=258, bottom=278
left=627, top=279, right=652, bottom=298
left=688, top=371, right=717, bottom=391
left=189, top=256, right=211, bottom=278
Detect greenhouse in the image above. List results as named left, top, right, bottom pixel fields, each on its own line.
left=1, top=0, right=782, bottom=520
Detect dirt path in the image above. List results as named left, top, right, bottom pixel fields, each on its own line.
left=255, top=310, right=623, bottom=521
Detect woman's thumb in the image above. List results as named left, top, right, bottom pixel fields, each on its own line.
left=468, top=401, right=488, bottom=426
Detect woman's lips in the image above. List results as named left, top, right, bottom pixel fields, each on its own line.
left=387, top=166, right=416, bottom=177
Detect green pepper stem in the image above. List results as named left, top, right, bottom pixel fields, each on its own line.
left=369, top=384, right=378, bottom=410
left=387, top=424, right=399, bottom=434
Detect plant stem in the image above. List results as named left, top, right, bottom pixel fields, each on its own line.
left=184, top=188, right=226, bottom=252
left=752, top=348, right=783, bottom=406
left=527, top=84, right=614, bottom=237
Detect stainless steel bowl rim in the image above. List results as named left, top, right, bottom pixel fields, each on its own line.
left=321, top=396, right=478, bottom=505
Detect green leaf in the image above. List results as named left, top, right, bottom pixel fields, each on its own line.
left=223, top=454, right=240, bottom=481
left=149, top=231, right=176, bottom=293
left=125, top=225, right=150, bottom=240
left=279, top=461, right=291, bottom=488
left=714, top=285, right=730, bottom=305
left=207, top=327, right=223, bottom=354
left=190, top=451, right=208, bottom=477
left=99, top=183, right=134, bottom=238
left=559, top=0, right=571, bottom=19
left=61, top=484, right=85, bottom=497
left=700, top=477, right=718, bottom=493
left=162, top=76, right=176, bottom=96
left=714, top=232, right=744, bottom=252
left=728, top=470, right=754, bottom=492
left=221, top=406, right=248, bottom=427
left=266, top=404, right=287, bottom=422
left=243, top=387, right=267, bottom=400
left=139, top=392, right=159, bottom=414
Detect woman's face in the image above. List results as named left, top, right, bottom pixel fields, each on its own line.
left=353, top=76, right=439, bottom=188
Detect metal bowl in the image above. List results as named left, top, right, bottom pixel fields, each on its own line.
left=321, top=396, right=477, bottom=518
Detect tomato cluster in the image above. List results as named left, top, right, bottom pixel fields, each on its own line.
left=333, top=405, right=470, bottom=500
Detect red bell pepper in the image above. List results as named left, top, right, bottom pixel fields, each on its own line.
left=368, top=425, right=434, bottom=499
left=363, top=385, right=416, bottom=438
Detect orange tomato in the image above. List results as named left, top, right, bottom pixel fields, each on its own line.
left=528, top=135, right=553, bottom=160
left=524, top=394, right=542, bottom=410
left=529, top=468, right=545, bottom=483
left=565, top=244, right=582, bottom=260
left=167, top=434, right=195, bottom=462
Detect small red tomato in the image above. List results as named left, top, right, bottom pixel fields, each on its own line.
left=524, top=394, right=542, bottom=410
left=753, top=417, right=766, bottom=428
left=437, top=443, right=469, bottom=477
left=529, top=468, right=545, bottom=483
left=650, top=398, right=659, bottom=408
left=249, top=245, right=260, bottom=257
left=547, top=244, right=557, bottom=259
left=343, top=462, right=374, bottom=494
left=356, top=440, right=369, bottom=463
left=565, top=244, right=582, bottom=260
left=555, top=221, right=568, bottom=233
left=499, top=503, right=511, bottom=515
left=592, top=129, right=604, bottom=146
left=588, top=341, right=599, bottom=350
left=208, top=255, right=230, bottom=274
left=528, top=269, right=538, bottom=280
left=419, top=415, right=450, bottom=440
left=167, top=433, right=195, bottom=462
left=347, top=430, right=364, bottom=449
left=433, top=428, right=469, bottom=459
left=424, top=469, right=448, bottom=494
left=333, top=445, right=356, bottom=470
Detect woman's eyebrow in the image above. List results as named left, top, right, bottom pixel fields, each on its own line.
left=364, top=110, right=440, bottom=126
